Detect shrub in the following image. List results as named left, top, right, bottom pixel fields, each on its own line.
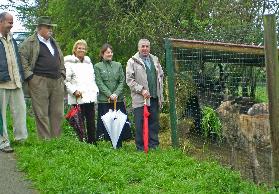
left=159, top=113, right=170, bottom=132
left=201, top=106, right=222, bottom=141
left=177, top=118, right=195, bottom=140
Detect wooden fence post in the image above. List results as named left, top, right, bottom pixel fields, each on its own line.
left=264, top=14, right=279, bottom=188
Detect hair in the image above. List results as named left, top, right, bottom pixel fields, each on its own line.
left=0, top=12, right=9, bottom=22
left=138, top=39, right=150, bottom=47
left=99, top=43, right=113, bottom=61
left=72, top=39, right=88, bottom=54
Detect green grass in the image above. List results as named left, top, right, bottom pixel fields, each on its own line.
left=8, top=112, right=276, bottom=193
left=255, top=86, right=268, bottom=103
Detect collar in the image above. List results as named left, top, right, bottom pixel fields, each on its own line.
left=139, top=53, right=150, bottom=60
left=37, top=33, right=50, bottom=43
left=0, top=32, right=13, bottom=41
left=103, top=59, right=112, bottom=64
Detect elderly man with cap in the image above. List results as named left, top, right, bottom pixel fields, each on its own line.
left=0, top=12, right=28, bottom=153
left=19, top=16, right=65, bottom=139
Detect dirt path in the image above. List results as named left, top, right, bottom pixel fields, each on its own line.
left=0, top=152, right=38, bottom=194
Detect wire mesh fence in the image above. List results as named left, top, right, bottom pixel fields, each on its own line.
left=165, top=39, right=272, bottom=184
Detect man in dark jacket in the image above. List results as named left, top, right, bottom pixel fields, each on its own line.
left=0, top=12, right=28, bottom=153
left=19, top=16, right=65, bottom=139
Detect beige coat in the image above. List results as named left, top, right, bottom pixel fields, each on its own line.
left=126, top=52, right=164, bottom=108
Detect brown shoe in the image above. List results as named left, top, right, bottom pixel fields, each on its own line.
left=0, top=146, right=14, bottom=153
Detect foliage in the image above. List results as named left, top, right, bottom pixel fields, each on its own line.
left=255, top=85, right=268, bottom=103
left=175, top=71, right=197, bottom=118
left=159, top=113, right=170, bottom=132
left=5, top=0, right=275, bottom=107
left=201, top=106, right=222, bottom=141
left=177, top=118, right=195, bottom=139
left=6, top=0, right=276, bottom=65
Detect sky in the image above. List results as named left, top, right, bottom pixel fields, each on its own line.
left=0, top=0, right=29, bottom=32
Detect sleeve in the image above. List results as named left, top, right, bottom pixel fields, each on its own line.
left=19, top=41, right=33, bottom=80
left=126, top=58, right=143, bottom=94
left=158, top=60, right=164, bottom=78
left=60, top=55, right=66, bottom=79
left=91, top=63, right=99, bottom=94
left=64, top=63, right=76, bottom=95
left=113, top=63, right=124, bottom=96
left=94, top=64, right=112, bottom=98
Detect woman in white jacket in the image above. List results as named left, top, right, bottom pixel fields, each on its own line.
left=64, top=39, right=99, bottom=144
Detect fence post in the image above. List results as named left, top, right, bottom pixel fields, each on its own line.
left=263, top=14, right=279, bottom=188
left=165, top=38, right=178, bottom=147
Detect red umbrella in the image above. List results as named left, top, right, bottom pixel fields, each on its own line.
left=143, top=98, right=150, bottom=153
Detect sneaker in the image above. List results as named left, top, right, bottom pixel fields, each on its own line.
left=0, top=146, right=14, bottom=153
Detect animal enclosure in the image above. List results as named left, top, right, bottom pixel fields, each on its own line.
left=165, top=38, right=272, bottom=184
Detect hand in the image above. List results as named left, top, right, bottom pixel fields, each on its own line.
left=110, top=93, right=118, bottom=101
left=141, top=89, right=150, bottom=99
left=73, top=90, right=82, bottom=98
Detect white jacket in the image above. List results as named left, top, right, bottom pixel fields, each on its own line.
left=64, top=55, right=99, bottom=105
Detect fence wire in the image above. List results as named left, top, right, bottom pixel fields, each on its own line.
left=171, top=45, right=271, bottom=184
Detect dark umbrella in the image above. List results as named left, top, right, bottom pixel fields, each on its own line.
left=143, top=99, right=150, bottom=153
left=65, top=104, right=86, bottom=141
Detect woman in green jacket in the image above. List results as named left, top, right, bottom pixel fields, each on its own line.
left=94, top=43, right=131, bottom=148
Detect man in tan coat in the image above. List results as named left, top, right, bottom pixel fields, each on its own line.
left=0, top=12, right=28, bottom=153
left=126, top=39, right=164, bottom=151
left=19, top=16, right=65, bottom=139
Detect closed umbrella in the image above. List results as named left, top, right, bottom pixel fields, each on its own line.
left=65, top=104, right=86, bottom=141
left=143, top=98, right=150, bottom=153
left=101, top=100, right=127, bottom=149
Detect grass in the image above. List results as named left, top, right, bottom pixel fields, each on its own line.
left=7, top=111, right=277, bottom=193
left=255, top=85, right=268, bottom=103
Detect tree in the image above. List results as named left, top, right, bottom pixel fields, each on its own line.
left=8, top=0, right=275, bottom=64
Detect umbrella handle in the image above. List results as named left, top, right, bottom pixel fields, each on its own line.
left=114, top=99, right=117, bottom=111
left=107, top=98, right=117, bottom=110
left=144, top=98, right=147, bottom=105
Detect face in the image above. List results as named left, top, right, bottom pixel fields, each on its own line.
left=75, top=44, right=86, bottom=59
left=138, top=41, right=150, bottom=57
left=102, top=47, right=113, bottom=61
left=0, top=14, right=13, bottom=35
left=38, top=25, right=53, bottom=40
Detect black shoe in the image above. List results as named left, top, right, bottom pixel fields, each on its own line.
left=0, top=146, right=14, bottom=153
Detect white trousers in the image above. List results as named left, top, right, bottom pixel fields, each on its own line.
left=0, top=88, right=28, bottom=149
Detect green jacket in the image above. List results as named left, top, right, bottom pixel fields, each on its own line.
left=19, top=33, right=65, bottom=80
left=94, top=60, right=125, bottom=103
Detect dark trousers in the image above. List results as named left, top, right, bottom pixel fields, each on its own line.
left=134, top=98, right=159, bottom=150
left=79, top=103, right=96, bottom=144
left=97, top=102, right=131, bottom=148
